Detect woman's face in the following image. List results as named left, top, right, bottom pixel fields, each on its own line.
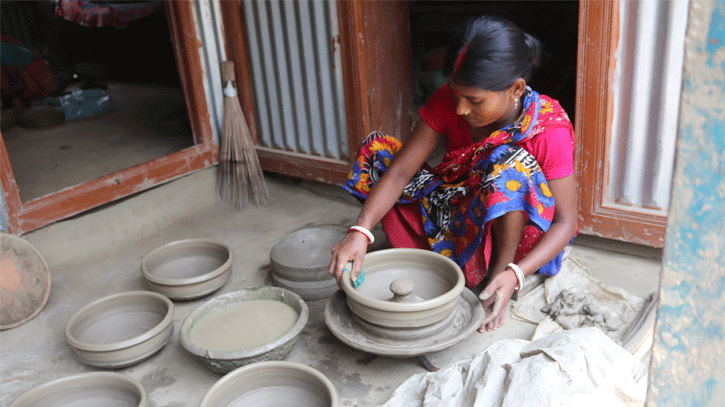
left=449, top=81, right=519, bottom=130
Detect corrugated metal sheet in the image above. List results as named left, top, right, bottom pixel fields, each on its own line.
left=607, top=0, right=689, bottom=212
left=242, top=0, right=348, bottom=159
left=192, top=0, right=225, bottom=146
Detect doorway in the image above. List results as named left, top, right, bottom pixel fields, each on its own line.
left=1, top=1, right=215, bottom=235
left=1, top=1, right=194, bottom=202
left=408, top=1, right=579, bottom=120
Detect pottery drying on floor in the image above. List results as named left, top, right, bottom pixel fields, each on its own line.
left=199, top=361, right=339, bottom=407
left=340, top=248, right=464, bottom=328
left=269, top=225, right=345, bottom=301
left=1, top=233, right=52, bottom=330
left=141, top=238, right=233, bottom=300
left=9, top=372, right=148, bottom=407
left=180, top=287, right=309, bottom=373
left=325, top=288, right=483, bottom=357
left=65, top=291, right=174, bottom=368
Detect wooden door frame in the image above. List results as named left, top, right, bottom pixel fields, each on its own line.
left=220, top=0, right=412, bottom=186
left=220, top=0, right=353, bottom=186
left=0, top=1, right=216, bottom=235
left=575, top=0, right=667, bottom=247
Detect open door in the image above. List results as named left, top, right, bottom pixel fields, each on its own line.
left=575, top=0, right=670, bottom=247
left=1, top=1, right=215, bottom=235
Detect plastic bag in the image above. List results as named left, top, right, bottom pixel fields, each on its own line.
left=44, top=88, right=116, bottom=121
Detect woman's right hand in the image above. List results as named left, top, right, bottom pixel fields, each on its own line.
left=327, top=231, right=369, bottom=286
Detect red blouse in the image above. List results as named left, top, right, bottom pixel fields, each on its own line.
left=419, top=83, right=575, bottom=180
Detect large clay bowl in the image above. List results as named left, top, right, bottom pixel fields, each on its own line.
left=65, top=291, right=174, bottom=368
left=1, top=233, right=52, bottom=330
left=269, top=226, right=345, bottom=301
left=141, top=239, right=233, bottom=300
left=341, top=248, right=464, bottom=328
left=180, top=287, right=309, bottom=374
left=9, top=372, right=148, bottom=407
left=199, top=361, right=339, bottom=407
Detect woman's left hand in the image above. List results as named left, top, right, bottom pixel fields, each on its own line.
left=478, top=268, right=518, bottom=332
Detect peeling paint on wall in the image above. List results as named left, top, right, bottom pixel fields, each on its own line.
left=1, top=183, right=8, bottom=233
left=646, top=1, right=725, bottom=406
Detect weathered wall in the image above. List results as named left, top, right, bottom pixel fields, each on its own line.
left=647, top=1, right=725, bottom=405
left=1, top=182, right=8, bottom=232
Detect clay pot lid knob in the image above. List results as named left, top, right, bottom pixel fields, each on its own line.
left=389, top=278, right=416, bottom=303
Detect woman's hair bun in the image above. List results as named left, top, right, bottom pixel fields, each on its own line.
left=443, top=15, right=542, bottom=90
left=524, top=33, right=542, bottom=69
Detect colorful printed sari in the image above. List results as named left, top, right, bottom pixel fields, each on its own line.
left=344, top=88, right=572, bottom=287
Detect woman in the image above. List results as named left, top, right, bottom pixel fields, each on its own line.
left=327, top=15, right=578, bottom=332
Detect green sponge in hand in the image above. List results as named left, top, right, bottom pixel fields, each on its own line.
left=343, top=261, right=365, bottom=289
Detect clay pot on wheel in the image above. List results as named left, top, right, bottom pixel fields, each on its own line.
left=340, top=248, right=464, bottom=330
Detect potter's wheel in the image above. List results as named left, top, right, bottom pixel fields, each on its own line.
left=324, top=288, right=483, bottom=358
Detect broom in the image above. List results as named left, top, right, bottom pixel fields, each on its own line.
left=218, top=60, right=269, bottom=209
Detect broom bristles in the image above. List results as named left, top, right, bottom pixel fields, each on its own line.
left=219, top=61, right=269, bottom=209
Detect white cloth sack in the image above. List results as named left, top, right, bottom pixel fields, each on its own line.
left=512, top=257, right=657, bottom=359
left=377, top=328, right=648, bottom=407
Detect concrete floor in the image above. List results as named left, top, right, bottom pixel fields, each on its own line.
left=3, top=82, right=193, bottom=201
left=1, top=167, right=662, bottom=406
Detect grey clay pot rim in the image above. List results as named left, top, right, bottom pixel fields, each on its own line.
left=199, top=361, right=339, bottom=407
left=341, top=248, right=465, bottom=312
left=180, top=287, right=309, bottom=360
left=8, top=371, right=148, bottom=407
left=65, top=291, right=174, bottom=352
left=141, top=239, right=233, bottom=286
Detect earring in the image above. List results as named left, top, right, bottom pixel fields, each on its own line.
left=513, top=97, right=519, bottom=112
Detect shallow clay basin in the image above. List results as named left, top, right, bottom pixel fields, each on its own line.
left=341, top=248, right=464, bottom=328
left=199, top=361, right=339, bottom=407
left=180, top=287, right=308, bottom=373
left=9, top=372, right=148, bottom=407
left=141, top=239, right=233, bottom=300
left=65, top=291, right=174, bottom=368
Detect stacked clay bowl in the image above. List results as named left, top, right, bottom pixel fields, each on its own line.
left=180, top=287, right=309, bottom=373
left=340, top=248, right=464, bottom=340
left=269, top=226, right=346, bottom=301
left=9, top=372, right=148, bottom=407
left=141, top=239, right=233, bottom=300
left=199, top=361, right=339, bottom=407
left=64, top=291, right=174, bottom=368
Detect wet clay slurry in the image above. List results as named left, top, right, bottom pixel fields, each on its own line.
left=189, top=300, right=298, bottom=352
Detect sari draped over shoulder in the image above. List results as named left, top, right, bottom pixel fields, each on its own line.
left=344, top=88, right=573, bottom=288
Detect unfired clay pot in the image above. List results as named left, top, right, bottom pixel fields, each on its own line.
left=340, top=248, right=464, bottom=328
left=325, top=288, right=483, bottom=357
left=269, top=226, right=345, bottom=301
left=198, top=361, right=340, bottom=407
left=65, top=291, right=174, bottom=368
left=141, top=239, right=233, bottom=300
left=180, top=287, right=309, bottom=373
left=9, top=372, right=148, bottom=407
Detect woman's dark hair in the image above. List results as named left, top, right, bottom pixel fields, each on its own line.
left=442, top=15, right=542, bottom=91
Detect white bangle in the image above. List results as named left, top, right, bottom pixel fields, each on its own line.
left=348, top=226, right=374, bottom=245
left=507, top=263, right=525, bottom=291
